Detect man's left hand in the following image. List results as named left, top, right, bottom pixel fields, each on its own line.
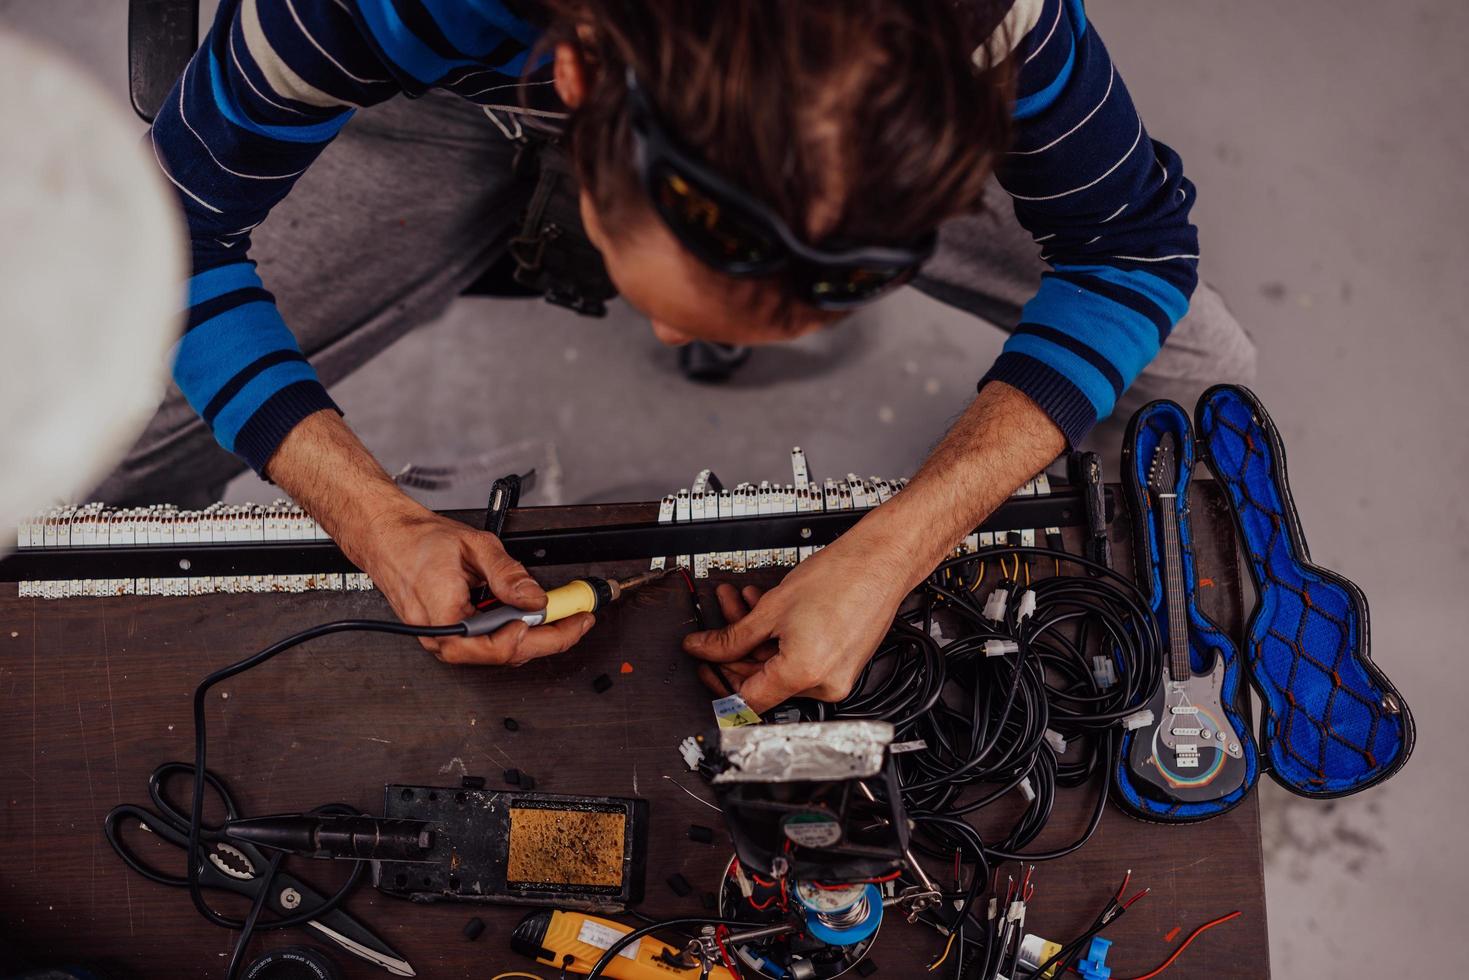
left=681, top=382, right=1066, bottom=714
left=682, top=525, right=917, bottom=712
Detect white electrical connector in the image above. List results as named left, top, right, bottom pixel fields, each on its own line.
left=678, top=736, right=705, bottom=771
left=983, top=639, right=1019, bottom=658
left=983, top=588, right=1008, bottom=622
left=1043, top=729, right=1068, bottom=755
left=1016, top=589, right=1037, bottom=622
left=1121, top=709, right=1155, bottom=731
left=1018, top=776, right=1036, bottom=802
left=1091, top=655, right=1118, bottom=689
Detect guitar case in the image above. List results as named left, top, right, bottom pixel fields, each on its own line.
left=1112, top=386, right=1414, bottom=823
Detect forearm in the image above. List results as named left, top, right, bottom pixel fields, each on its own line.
left=859, top=381, right=1065, bottom=587
left=265, top=410, right=427, bottom=569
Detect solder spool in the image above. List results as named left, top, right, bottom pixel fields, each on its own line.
left=716, top=855, right=879, bottom=980
left=794, top=881, right=883, bottom=947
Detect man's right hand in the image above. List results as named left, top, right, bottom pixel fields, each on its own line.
left=359, top=506, right=594, bottom=664
left=264, top=410, right=593, bottom=665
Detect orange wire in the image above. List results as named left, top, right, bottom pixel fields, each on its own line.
left=1115, top=911, right=1242, bottom=980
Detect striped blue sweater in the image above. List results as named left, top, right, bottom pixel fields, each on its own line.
left=151, top=0, right=1197, bottom=474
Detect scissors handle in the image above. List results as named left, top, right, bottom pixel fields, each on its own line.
left=148, top=761, right=240, bottom=829
left=103, top=804, right=191, bottom=887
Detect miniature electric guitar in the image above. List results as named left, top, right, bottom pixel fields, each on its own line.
left=1128, top=434, right=1248, bottom=804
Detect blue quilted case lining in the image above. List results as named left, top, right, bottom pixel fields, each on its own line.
left=1113, top=401, right=1261, bottom=823
left=1196, top=385, right=1414, bottom=796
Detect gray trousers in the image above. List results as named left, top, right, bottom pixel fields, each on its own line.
left=96, top=92, right=1255, bottom=507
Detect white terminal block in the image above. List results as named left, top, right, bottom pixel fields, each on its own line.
left=673, top=489, right=691, bottom=569
left=690, top=490, right=709, bottom=579
left=716, top=488, right=734, bottom=572
left=650, top=494, right=675, bottom=571
left=1121, top=709, right=1155, bottom=731
left=790, top=447, right=810, bottom=489
left=983, top=639, right=1019, bottom=658
left=779, top=484, right=798, bottom=566
left=983, top=588, right=1008, bottom=623
left=678, top=736, right=705, bottom=771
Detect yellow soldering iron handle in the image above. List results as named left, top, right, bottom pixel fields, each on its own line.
left=517, top=910, right=736, bottom=980
left=459, top=578, right=609, bottom=636
left=542, top=578, right=600, bottom=623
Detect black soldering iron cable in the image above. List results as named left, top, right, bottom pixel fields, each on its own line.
left=187, top=618, right=467, bottom=980
left=584, top=916, right=753, bottom=979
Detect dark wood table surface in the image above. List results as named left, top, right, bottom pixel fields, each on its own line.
left=0, top=485, right=1268, bottom=979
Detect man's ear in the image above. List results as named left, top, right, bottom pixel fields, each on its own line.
left=553, top=42, right=587, bottom=109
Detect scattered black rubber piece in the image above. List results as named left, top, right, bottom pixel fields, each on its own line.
left=520, top=773, right=536, bottom=791
left=461, top=775, right=486, bottom=790
left=666, top=873, right=692, bottom=898
left=701, top=891, right=718, bottom=911
left=592, top=673, right=613, bottom=694
left=855, top=959, right=878, bottom=976
left=463, top=917, right=486, bottom=941
left=687, top=824, right=715, bottom=844
left=503, top=768, right=521, bottom=787
left=503, top=717, right=520, bottom=732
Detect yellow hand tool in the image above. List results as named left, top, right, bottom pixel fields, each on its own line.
left=510, top=909, right=736, bottom=979
left=460, top=569, right=669, bottom=636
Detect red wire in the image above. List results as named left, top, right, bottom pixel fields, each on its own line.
left=1114, top=911, right=1243, bottom=980
left=1114, top=869, right=1132, bottom=903
left=1121, top=887, right=1151, bottom=910
left=679, top=566, right=696, bottom=593
left=714, top=926, right=744, bottom=979
left=807, top=872, right=902, bottom=890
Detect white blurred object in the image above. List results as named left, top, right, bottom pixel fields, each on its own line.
left=0, top=30, right=185, bottom=552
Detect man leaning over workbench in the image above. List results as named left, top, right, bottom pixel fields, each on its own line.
left=98, top=0, right=1254, bottom=710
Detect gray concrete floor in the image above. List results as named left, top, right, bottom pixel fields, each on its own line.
left=3, top=0, right=1466, bottom=974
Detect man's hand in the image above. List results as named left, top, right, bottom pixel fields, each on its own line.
left=684, top=381, right=1065, bottom=712
left=683, top=530, right=912, bottom=712
left=358, top=507, right=593, bottom=664
left=266, top=410, right=592, bottom=665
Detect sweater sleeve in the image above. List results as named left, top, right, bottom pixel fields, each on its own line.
left=150, top=0, right=531, bottom=476
left=979, top=0, right=1199, bottom=445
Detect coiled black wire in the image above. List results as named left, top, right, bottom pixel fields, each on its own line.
left=187, top=619, right=467, bottom=980
left=818, top=544, right=1162, bottom=966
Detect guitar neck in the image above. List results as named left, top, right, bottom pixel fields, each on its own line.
left=1158, top=493, right=1192, bottom=681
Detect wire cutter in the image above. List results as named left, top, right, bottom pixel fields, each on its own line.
left=104, top=762, right=415, bottom=977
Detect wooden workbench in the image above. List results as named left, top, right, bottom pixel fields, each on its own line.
left=0, top=485, right=1268, bottom=978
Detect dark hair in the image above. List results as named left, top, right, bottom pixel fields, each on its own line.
left=539, top=1, right=1015, bottom=297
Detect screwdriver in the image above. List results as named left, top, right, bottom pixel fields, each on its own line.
left=460, top=568, right=671, bottom=636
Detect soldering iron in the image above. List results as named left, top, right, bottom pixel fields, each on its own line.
left=461, top=568, right=670, bottom=636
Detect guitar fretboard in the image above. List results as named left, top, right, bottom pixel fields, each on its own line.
left=1158, top=491, right=1192, bottom=681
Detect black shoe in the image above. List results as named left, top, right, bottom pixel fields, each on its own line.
left=679, top=341, right=751, bottom=382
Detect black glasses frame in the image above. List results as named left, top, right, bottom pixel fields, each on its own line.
left=623, top=69, right=935, bottom=310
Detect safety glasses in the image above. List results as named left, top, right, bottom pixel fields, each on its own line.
left=624, top=70, right=935, bottom=310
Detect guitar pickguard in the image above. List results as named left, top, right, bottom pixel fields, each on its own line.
left=1130, top=650, right=1249, bottom=803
